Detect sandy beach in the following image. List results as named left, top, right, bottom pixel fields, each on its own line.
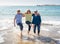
left=0, top=23, right=60, bottom=44
left=0, top=17, right=60, bottom=44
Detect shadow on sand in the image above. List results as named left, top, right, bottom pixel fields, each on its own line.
left=18, top=35, right=57, bottom=44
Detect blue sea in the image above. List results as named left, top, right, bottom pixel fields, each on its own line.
left=0, top=6, right=60, bottom=25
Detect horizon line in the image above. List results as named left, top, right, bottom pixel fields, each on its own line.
left=0, top=4, right=60, bottom=6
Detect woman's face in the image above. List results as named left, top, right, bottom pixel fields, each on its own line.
left=27, top=10, right=31, bottom=14
left=27, top=11, right=30, bottom=14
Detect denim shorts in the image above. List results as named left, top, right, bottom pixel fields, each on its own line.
left=17, top=23, right=23, bottom=31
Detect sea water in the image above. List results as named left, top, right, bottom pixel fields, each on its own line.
left=0, top=6, right=60, bottom=33
left=0, top=6, right=60, bottom=23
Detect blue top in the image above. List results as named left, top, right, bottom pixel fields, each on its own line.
left=15, top=13, right=22, bottom=24
left=32, top=14, right=41, bottom=25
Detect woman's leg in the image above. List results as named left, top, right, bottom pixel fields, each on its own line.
left=28, top=24, right=31, bottom=34
left=20, top=23, right=23, bottom=38
left=26, top=21, right=31, bottom=34
left=37, top=25, right=40, bottom=36
left=17, top=23, right=23, bottom=31
left=34, top=25, right=36, bottom=34
left=20, top=23, right=23, bottom=31
left=17, top=23, right=23, bottom=38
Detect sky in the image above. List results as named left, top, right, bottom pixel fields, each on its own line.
left=0, top=0, right=60, bottom=6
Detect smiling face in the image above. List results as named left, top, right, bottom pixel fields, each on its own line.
left=27, top=10, right=31, bottom=14
left=17, top=10, right=20, bottom=14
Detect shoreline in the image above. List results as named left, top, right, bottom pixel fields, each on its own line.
left=0, top=25, right=60, bottom=44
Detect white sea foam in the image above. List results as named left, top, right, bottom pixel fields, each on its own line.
left=0, top=33, right=6, bottom=43
left=57, top=31, right=60, bottom=34
left=42, top=21, right=60, bottom=26
left=41, top=27, right=50, bottom=31
left=0, top=18, right=60, bottom=35
left=0, top=18, right=60, bottom=31
left=0, top=36, right=4, bottom=43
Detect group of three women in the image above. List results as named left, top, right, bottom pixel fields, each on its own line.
left=14, top=9, right=41, bottom=37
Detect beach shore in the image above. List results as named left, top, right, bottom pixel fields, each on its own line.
left=0, top=18, right=60, bottom=44
left=0, top=24, right=60, bottom=44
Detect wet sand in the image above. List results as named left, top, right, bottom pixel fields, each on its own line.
left=0, top=27, right=60, bottom=44
left=0, top=16, right=60, bottom=44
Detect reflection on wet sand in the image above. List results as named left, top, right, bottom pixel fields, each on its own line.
left=14, top=30, right=56, bottom=44
left=0, top=28, right=60, bottom=44
left=15, top=34, right=42, bottom=44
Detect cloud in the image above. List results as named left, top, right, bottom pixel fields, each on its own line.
left=0, top=0, right=60, bottom=6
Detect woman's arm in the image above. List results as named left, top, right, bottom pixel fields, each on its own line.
left=22, top=13, right=25, bottom=17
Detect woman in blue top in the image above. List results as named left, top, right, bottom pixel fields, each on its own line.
left=14, top=10, right=25, bottom=37
left=32, top=11, right=41, bottom=36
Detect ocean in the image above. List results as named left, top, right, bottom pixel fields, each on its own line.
left=0, top=6, right=60, bottom=44
left=0, top=6, right=60, bottom=25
